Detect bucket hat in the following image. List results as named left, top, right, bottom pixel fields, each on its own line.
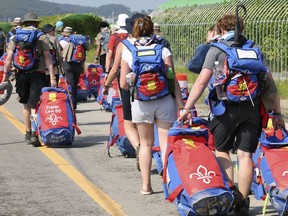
left=61, top=26, right=73, bottom=36
left=11, top=17, right=22, bottom=26
left=116, top=14, right=129, bottom=27
left=21, top=12, right=41, bottom=24
left=41, top=24, right=55, bottom=33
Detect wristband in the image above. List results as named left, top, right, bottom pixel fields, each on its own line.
left=104, top=84, right=109, bottom=89
left=273, top=112, right=284, bottom=118
left=95, top=56, right=99, bottom=60
left=50, top=76, right=57, bottom=80
left=179, top=107, right=192, bottom=114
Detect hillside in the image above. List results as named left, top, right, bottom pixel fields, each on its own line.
left=0, top=0, right=145, bottom=22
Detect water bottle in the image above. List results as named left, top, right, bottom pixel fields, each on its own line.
left=166, top=67, right=175, bottom=94
left=126, top=72, right=136, bottom=102
left=213, top=61, right=227, bottom=100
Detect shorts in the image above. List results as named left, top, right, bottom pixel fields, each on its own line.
left=208, top=101, right=262, bottom=153
left=15, top=71, right=48, bottom=108
left=131, top=94, right=177, bottom=124
left=119, top=87, right=132, bottom=121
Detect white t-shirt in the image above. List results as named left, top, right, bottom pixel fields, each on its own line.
left=122, top=38, right=172, bottom=68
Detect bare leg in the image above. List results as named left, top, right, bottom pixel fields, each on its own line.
left=23, top=104, right=31, bottom=132
left=124, top=120, right=139, bottom=150
left=155, top=119, right=173, bottom=165
left=137, top=122, right=154, bottom=192
left=237, top=149, right=253, bottom=199
left=215, top=150, right=234, bottom=184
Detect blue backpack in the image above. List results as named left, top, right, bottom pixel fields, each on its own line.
left=163, top=120, right=234, bottom=216
left=12, top=28, right=43, bottom=71
left=251, top=125, right=288, bottom=215
left=122, top=39, right=169, bottom=101
left=106, top=100, right=135, bottom=158
left=36, top=87, right=81, bottom=147
left=211, top=39, right=268, bottom=103
left=69, top=34, right=87, bottom=63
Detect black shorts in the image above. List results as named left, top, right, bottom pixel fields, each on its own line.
left=15, top=71, right=48, bottom=108
left=208, top=101, right=262, bottom=153
left=119, top=88, right=132, bottom=121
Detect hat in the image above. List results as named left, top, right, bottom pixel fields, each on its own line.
left=61, top=26, right=73, bottom=36
left=116, top=14, right=129, bottom=27
left=111, top=25, right=120, bottom=34
left=206, top=88, right=226, bottom=116
left=55, top=21, right=64, bottom=32
left=41, top=24, right=55, bottom=33
left=22, top=12, right=41, bottom=24
left=125, top=13, right=146, bottom=34
left=11, top=17, right=22, bottom=26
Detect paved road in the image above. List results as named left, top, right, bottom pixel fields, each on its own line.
left=0, top=89, right=284, bottom=216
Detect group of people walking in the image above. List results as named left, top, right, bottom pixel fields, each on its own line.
left=1, top=10, right=286, bottom=216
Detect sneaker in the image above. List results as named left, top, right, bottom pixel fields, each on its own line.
left=25, top=131, right=31, bottom=145
left=234, top=197, right=250, bottom=216
left=30, top=132, right=41, bottom=147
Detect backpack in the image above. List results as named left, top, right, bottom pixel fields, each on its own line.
left=36, top=87, right=81, bottom=147
left=85, top=63, right=102, bottom=98
left=69, top=34, right=87, bottom=63
left=122, top=39, right=169, bottom=101
left=106, top=100, right=135, bottom=158
left=47, top=36, right=57, bottom=66
left=211, top=39, right=268, bottom=103
left=163, top=120, right=234, bottom=216
left=12, top=28, right=43, bottom=71
left=100, top=30, right=110, bottom=53
left=251, top=122, right=288, bottom=215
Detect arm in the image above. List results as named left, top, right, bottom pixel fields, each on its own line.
left=103, top=43, right=123, bottom=95
left=43, top=50, right=57, bottom=87
left=178, top=68, right=213, bottom=121
left=94, top=34, right=101, bottom=64
left=105, top=34, right=115, bottom=72
left=164, top=55, right=183, bottom=108
left=119, top=58, right=130, bottom=90
left=2, top=49, right=13, bottom=82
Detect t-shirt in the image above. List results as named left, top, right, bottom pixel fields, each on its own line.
left=107, top=29, right=128, bottom=59
left=122, top=39, right=172, bottom=68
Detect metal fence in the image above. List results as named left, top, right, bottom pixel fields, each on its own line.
left=150, top=0, right=288, bottom=79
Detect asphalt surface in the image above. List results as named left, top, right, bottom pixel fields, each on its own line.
left=0, top=87, right=285, bottom=216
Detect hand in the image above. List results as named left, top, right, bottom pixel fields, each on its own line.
left=2, top=73, right=9, bottom=82
left=50, top=79, right=57, bottom=88
left=102, top=86, right=109, bottom=95
left=178, top=108, right=193, bottom=125
left=94, top=59, right=99, bottom=64
left=273, top=115, right=286, bottom=130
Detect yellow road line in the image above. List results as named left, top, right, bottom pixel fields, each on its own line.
left=0, top=106, right=126, bottom=216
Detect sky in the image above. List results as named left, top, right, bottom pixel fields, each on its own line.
left=41, top=0, right=169, bottom=11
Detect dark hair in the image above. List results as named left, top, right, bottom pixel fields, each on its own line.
left=217, top=13, right=244, bottom=33
left=133, top=16, right=153, bottom=38
left=99, top=21, right=109, bottom=30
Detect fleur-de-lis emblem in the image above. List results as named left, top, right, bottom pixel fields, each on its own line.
left=45, top=114, right=62, bottom=125
left=190, top=165, right=216, bottom=184
left=90, top=79, right=97, bottom=85
left=183, top=138, right=196, bottom=148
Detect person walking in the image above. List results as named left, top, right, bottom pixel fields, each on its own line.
left=94, top=21, right=110, bottom=70
left=41, top=24, right=62, bottom=85
left=59, top=26, right=87, bottom=110
left=6, top=17, right=22, bottom=45
left=119, top=16, right=183, bottom=195
left=178, top=13, right=285, bottom=215
left=103, top=13, right=146, bottom=170
left=2, top=12, right=56, bottom=147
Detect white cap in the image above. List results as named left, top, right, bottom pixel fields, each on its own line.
left=116, top=14, right=129, bottom=27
